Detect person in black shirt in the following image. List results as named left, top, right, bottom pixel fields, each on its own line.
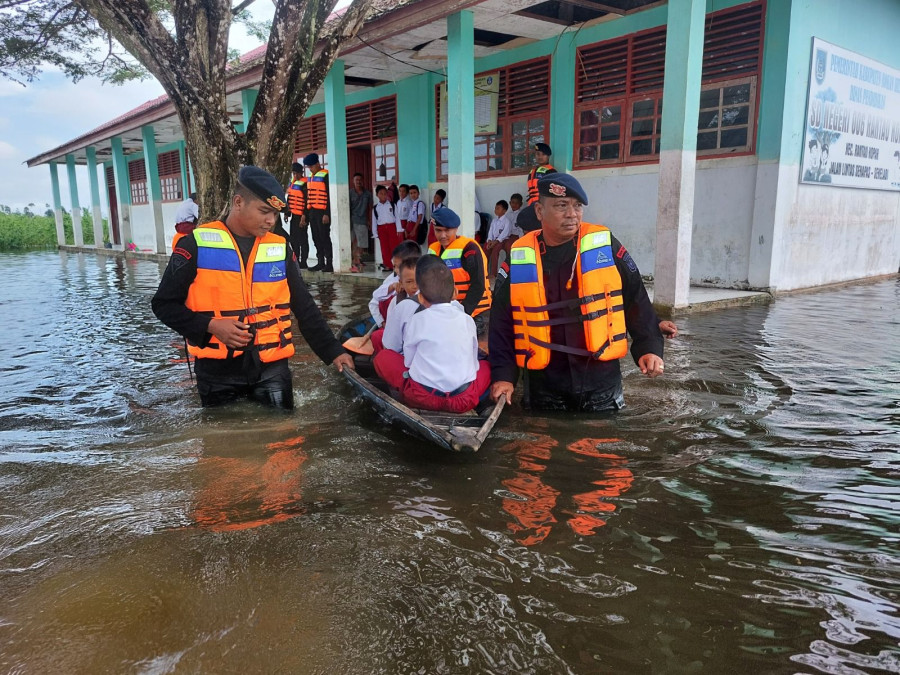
left=152, top=166, right=353, bottom=409
left=489, top=173, right=665, bottom=412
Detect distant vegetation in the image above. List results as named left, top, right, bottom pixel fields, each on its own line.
left=0, top=205, right=108, bottom=251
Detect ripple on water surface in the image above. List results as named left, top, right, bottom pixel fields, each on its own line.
left=0, top=251, right=898, bottom=674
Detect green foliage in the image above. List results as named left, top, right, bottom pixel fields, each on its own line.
left=0, top=212, right=109, bottom=251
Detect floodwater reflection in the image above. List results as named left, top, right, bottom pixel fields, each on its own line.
left=0, top=251, right=898, bottom=674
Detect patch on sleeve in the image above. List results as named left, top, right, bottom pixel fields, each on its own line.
left=173, top=246, right=191, bottom=260
left=616, top=245, right=626, bottom=259
left=498, top=261, right=509, bottom=279
left=620, top=249, right=638, bottom=273
left=463, top=249, right=478, bottom=259
left=171, top=247, right=191, bottom=270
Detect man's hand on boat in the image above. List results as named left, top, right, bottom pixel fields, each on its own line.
left=333, top=353, right=355, bottom=373
left=208, top=318, right=254, bottom=348
left=491, top=380, right=514, bottom=404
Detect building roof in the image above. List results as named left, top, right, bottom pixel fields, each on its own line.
left=27, top=0, right=662, bottom=167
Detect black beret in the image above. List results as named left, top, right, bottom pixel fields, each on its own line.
left=302, top=152, right=320, bottom=167
left=516, top=203, right=541, bottom=233
left=431, top=207, right=461, bottom=229
left=537, top=173, right=588, bottom=206
left=534, top=142, right=552, bottom=156
left=291, top=161, right=303, bottom=173
left=238, top=166, right=287, bottom=210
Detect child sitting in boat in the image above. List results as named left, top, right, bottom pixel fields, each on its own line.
left=373, top=253, right=421, bottom=354
left=373, top=256, right=491, bottom=413
left=368, top=240, right=421, bottom=328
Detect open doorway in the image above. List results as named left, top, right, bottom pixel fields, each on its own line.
left=105, top=165, right=121, bottom=245
left=348, top=145, right=374, bottom=263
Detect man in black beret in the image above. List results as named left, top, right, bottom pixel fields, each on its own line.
left=489, top=172, right=665, bottom=413
left=303, top=153, right=333, bottom=272
left=526, top=142, right=556, bottom=206
left=152, top=165, right=353, bottom=409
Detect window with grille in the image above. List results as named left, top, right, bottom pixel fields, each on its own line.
left=347, top=96, right=397, bottom=145
left=157, top=150, right=183, bottom=202
left=574, top=0, right=763, bottom=167
left=128, top=159, right=148, bottom=205
left=437, top=57, right=551, bottom=178
left=294, top=114, right=328, bottom=166
left=374, top=140, right=397, bottom=183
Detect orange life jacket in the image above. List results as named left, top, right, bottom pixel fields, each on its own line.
left=508, top=223, right=627, bottom=369
left=527, top=164, right=555, bottom=205
left=287, top=178, right=306, bottom=215
left=428, top=236, right=492, bottom=317
left=185, top=222, right=294, bottom=362
left=306, top=170, right=329, bottom=211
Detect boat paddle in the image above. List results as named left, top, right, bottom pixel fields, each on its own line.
left=342, top=322, right=377, bottom=356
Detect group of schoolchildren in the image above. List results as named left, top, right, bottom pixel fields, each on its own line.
left=371, top=182, right=448, bottom=272
left=366, top=239, right=490, bottom=414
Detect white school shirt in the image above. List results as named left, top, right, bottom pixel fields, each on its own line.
left=487, top=213, right=511, bottom=242
left=402, top=302, right=478, bottom=393
left=407, top=199, right=426, bottom=226
left=382, top=294, right=421, bottom=353
left=372, top=200, right=402, bottom=234
left=508, top=208, right=523, bottom=237
left=368, top=272, right=398, bottom=326
left=396, top=196, right=412, bottom=221
left=174, top=198, right=199, bottom=223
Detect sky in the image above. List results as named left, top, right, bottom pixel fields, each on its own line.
left=0, top=2, right=285, bottom=215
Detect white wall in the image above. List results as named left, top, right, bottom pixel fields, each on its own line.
left=454, top=156, right=759, bottom=288
left=130, top=202, right=183, bottom=251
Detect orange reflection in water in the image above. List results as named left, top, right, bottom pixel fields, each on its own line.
left=191, top=435, right=308, bottom=532
left=501, top=436, right=634, bottom=545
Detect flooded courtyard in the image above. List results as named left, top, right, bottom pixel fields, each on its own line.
left=0, top=250, right=897, bottom=673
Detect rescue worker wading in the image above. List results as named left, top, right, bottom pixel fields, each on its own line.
left=151, top=166, right=354, bottom=409
left=427, top=207, right=492, bottom=336
left=489, top=173, right=664, bottom=412
left=303, top=153, right=332, bottom=273
left=526, top=142, right=556, bottom=206
left=284, top=161, right=309, bottom=268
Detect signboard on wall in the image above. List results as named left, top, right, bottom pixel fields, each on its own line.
left=801, top=38, right=900, bottom=191
left=438, top=73, right=500, bottom=138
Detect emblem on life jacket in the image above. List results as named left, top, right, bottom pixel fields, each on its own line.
left=267, top=196, right=286, bottom=209
left=268, top=266, right=285, bottom=279
left=548, top=183, right=566, bottom=197
left=266, top=246, right=282, bottom=257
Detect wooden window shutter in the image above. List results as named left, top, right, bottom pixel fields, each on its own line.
left=702, top=1, right=764, bottom=82
left=156, top=150, right=180, bottom=177
left=629, top=27, right=667, bottom=94
left=577, top=37, right=629, bottom=103
left=504, top=58, right=551, bottom=117
left=128, top=159, right=146, bottom=182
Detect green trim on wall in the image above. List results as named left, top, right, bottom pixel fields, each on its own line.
left=141, top=125, right=163, bottom=201
left=447, top=10, right=475, bottom=180
left=86, top=147, right=102, bottom=207
left=659, top=0, right=706, bottom=152
left=325, top=59, right=349, bottom=186
left=111, top=137, right=131, bottom=206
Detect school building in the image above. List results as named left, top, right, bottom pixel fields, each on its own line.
left=26, top=0, right=900, bottom=306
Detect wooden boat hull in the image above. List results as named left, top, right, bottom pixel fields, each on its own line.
left=338, top=315, right=504, bottom=452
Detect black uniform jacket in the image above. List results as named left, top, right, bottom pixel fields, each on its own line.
left=488, top=231, right=663, bottom=395
left=151, top=229, right=345, bottom=369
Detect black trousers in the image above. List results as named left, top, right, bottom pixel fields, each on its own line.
left=194, top=357, right=294, bottom=410
left=526, top=381, right=625, bottom=413
left=307, top=210, right=332, bottom=264
left=289, top=214, right=309, bottom=264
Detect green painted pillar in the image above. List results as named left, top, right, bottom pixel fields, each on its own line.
left=48, top=162, right=66, bottom=246
left=85, top=147, right=105, bottom=247
left=111, top=136, right=133, bottom=246
left=65, top=154, right=84, bottom=247
left=178, top=141, right=190, bottom=199
left=242, top=88, right=259, bottom=130
left=550, top=32, right=576, bottom=173
left=397, top=75, right=431, bottom=194
left=653, top=0, right=705, bottom=310
left=142, top=125, right=166, bottom=253
left=324, top=60, right=350, bottom=272
left=447, top=10, right=476, bottom=237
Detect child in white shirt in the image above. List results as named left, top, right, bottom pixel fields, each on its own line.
left=485, top=199, right=511, bottom=278
left=373, top=256, right=490, bottom=413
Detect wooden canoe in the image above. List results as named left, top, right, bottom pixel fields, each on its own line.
left=338, top=315, right=505, bottom=453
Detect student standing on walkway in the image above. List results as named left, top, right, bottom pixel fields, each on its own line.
left=152, top=166, right=353, bottom=409
left=303, top=153, right=332, bottom=272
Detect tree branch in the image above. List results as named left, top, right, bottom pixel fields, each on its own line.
left=231, top=0, right=256, bottom=15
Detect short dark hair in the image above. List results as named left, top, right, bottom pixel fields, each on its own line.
left=399, top=253, right=421, bottom=273
left=416, top=255, right=454, bottom=304
left=375, top=185, right=387, bottom=194
left=808, top=139, right=819, bottom=151
left=233, top=182, right=258, bottom=204
left=392, top=240, right=421, bottom=259
left=189, top=192, right=197, bottom=200
left=435, top=189, right=446, bottom=200
left=353, top=172, right=363, bottom=179
left=496, top=199, right=509, bottom=210
left=399, top=183, right=409, bottom=190
left=510, top=193, right=523, bottom=203
left=821, top=143, right=829, bottom=154
left=409, top=184, right=419, bottom=192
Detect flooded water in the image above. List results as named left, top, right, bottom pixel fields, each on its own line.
left=1, top=250, right=898, bottom=674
